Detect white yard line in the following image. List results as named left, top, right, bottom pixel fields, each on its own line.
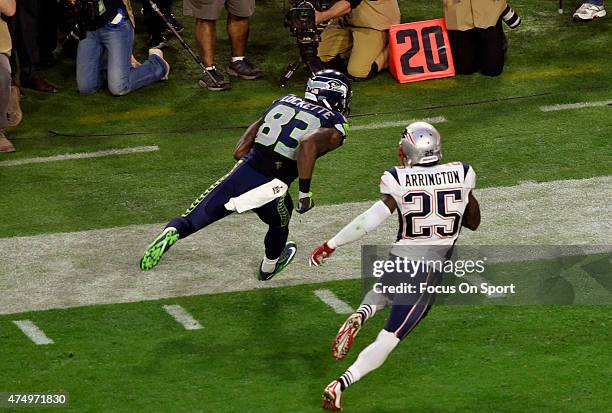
left=162, top=305, right=203, bottom=330
left=0, top=175, right=610, bottom=315
left=352, top=116, right=448, bottom=131
left=0, top=145, right=160, bottom=167
left=539, top=100, right=612, bottom=112
left=313, top=290, right=354, bottom=314
left=12, top=320, right=54, bottom=345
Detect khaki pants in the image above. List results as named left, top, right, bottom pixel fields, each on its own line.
left=318, top=23, right=389, bottom=79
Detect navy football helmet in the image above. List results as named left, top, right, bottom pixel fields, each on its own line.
left=305, top=69, right=352, bottom=116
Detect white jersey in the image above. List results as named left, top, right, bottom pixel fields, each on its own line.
left=380, top=162, right=476, bottom=247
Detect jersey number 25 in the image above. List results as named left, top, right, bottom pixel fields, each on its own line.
left=402, top=189, right=462, bottom=239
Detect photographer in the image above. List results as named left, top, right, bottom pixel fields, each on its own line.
left=73, top=0, right=170, bottom=96
left=1, top=0, right=16, bottom=152
left=316, top=0, right=400, bottom=80
left=444, top=0, right=520, bottom=77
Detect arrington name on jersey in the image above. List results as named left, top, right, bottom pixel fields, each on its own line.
left=381, top=162, right=476, bottom=246
left=245, top=94, right=349, bottom=184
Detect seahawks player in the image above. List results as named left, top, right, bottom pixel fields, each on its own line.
left=140, top=69, right=351, bottom=280
left=309, top=122, right=481, bottom=411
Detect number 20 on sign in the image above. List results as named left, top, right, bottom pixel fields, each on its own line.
left=388, top=19, right=455, bottom=83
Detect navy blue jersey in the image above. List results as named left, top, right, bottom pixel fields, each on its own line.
left=245, top=94, right=349, bottom=184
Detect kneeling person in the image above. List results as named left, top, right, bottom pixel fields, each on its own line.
left=140, top=70, right=352, bottom=280
left=76, top=0, right=170, bottom=96
left=316, top=0, right=400, bottom=80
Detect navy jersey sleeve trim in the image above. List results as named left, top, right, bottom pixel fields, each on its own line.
left=462, top=163, right=470, bottom=180
left=329, top=112, right=349, bottom=138
left=387, top=167, right=400, bottom=185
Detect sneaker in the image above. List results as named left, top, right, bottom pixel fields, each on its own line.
left=258, top=242, right=297, bottom=281
left=198, top=66, right=231, bottom=91
left=227, top=59, right=263, bottom=80
left=149, top=48, right=170, bottom=80
left=148, top=33, right=168, bottom=49
left=163, top=12, right=184, bottom=34
left=130, top=55, right=142, bottom=68
left=573, top=3, right=607, bottom=21
left=6, top=85, right=22, bottom=128
left=0, top=130, right=15, bottom=153
left=322, top=380, right=343, bottom=411
left=140, top=227, right=179, bottom=271
left=332, top=313, right=363, bottom=360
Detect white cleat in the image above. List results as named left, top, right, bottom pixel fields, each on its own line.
left=322, top=380, right=343, bottom=411
left=573, top=3, right=607, bottom=21
left=332, top=313, right=362, bottom=360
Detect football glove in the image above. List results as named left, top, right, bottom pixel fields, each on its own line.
left=296, top=191, right=315, bottom=214
left=309, top=242, right=335, bottom=267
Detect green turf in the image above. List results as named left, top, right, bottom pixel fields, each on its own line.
left=1, top=1, right=611, bottom=237
left=1, top=277, right=611, bottom=413
left=1, top=1, right=611, bottom=412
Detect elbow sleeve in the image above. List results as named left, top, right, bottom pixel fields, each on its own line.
left=329, top=201, right=392, bottom=248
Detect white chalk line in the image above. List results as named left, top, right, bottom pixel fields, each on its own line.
left=539, top=100, right=612, bottom=112
left=162, top=304, right=203, bottom=330
left=0, top=145, right=160, bottom=167
left=12, top=320, right=54, bottom=345
left=0, top=175, right=610, bottom=316
left=352, top=116, right=448, bottom=131
left=314, top=289, right=354, bottom=314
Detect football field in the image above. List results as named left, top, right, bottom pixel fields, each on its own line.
left=1, top=1, right=611, bottom=412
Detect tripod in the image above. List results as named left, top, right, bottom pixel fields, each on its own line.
left=279, top=42, right=323, bottom=87
left=146, top=0, right=207, bottom=72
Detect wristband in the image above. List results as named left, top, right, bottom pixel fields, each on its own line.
left=299, top=178, right=311, bottom=194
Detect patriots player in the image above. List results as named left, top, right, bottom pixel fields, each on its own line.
left=140, top=70, right=351, bottom=280
left=309, top=122, right=481, bottom=411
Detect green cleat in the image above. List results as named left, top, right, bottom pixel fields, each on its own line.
left=140, top=227, right=179, bottom=271
left=258, top=242, right=297, bottom=281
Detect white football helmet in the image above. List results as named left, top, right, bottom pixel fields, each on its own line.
left=399, top=121, right=442, bottom=167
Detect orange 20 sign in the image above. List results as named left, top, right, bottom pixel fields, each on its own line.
left=389, top=19, right=455, bottom=83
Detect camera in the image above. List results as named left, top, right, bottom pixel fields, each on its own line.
left=61, top=0, right=101, bottom=40
left=286, top=0, right=332, bottom=45
left=284, top=0, right=333, bottom=78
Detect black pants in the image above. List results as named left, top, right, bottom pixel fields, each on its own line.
left=8, top=0, right=58, bottom=83
left=166, top=160, right=294, bottom=260
left=448, top=18, right=505, bottom=77
left=378, top=256, right=444, bottom=340
left=142, top=0, right=172, bottom=36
